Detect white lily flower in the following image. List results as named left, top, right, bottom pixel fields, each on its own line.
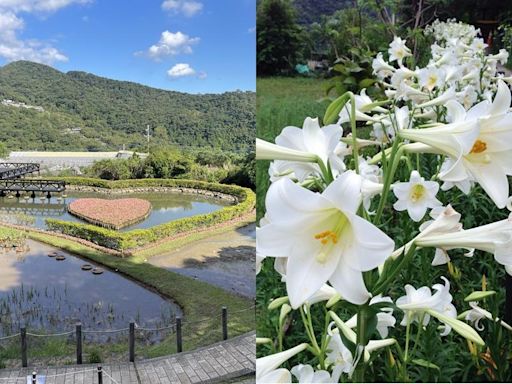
left=268, top=161, right=295, bottom=183
left=291, top=364, right=333, bottom=383
left=489, top=48, right=509, bottom=65
left=326, top=321, right=396, bottom=380
left=388, top=36, right=412, bottom=63
left=396, top=277, right=451, bottom=326
left=338, top=89, right=388, bottom=124
left=256, top=343, right=308, bottom=383
left=399, top=117, right=480, bottom=162
left=463, top=301, right=512, bottom=332
left=397, top=277, right=461, bottom=337
left=372, top=52, right=395, bottom=78
left=417, top=87, right=457, bottom=108
left=418, top=67, right=446, bottom=91
left=392, top=170, right=442, bottom=222
left=258, top=172, right=394, bottom=307
left=305, top=284, right=339, bottom=306
left=325, top=331, right=354, bottom=380
left=260, top=117, right=346, bottom=182
left=417, top=205, right=465, bottom=265
left=442, top=80, right=512, bottom=208
left=345, top=295, right=396, bottom=338
left=416, top=213, right=512, bottom=267
left=256, top=138, right=318, bottom=163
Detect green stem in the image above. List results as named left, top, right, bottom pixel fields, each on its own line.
left=374, top=139, right=403, bottom=225
left=350, top=93, right=360, bottom=174
left=372, top=243, right=417, bottom=296
left=317, top=158, right=333, bottom=185
left=410, top=313, right=425, bottom=359
left=402, top=314, right=412, bottom=379
left=299, top=307, right=322, bottom=363
left=353, top=305, right=368, bottom=382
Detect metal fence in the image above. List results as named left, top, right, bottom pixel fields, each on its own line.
left=0, top=305, right=255, bottom=368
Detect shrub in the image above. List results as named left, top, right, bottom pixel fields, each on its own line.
left=45, top=178, right=255, bottom=251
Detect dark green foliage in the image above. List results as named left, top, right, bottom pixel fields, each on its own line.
left=0, top=142, right=6, bottom=158
left=45, top=178, right=256, bottom=250
left=257, top=0, right=303, bottom=76
left=0, top=61, right=255, bottom=152
left=222, top=152, right=256, bottom=189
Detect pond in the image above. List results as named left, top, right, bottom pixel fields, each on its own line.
left=0, top=240, right=182, bottom=340
left=0, top=191, right=230, bottom=231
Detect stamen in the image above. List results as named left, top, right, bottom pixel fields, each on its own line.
left=470, top=139, right=487, bottom=154
left=410, top=184, right=425, bottom=202
left=314, top=230, right=339, bottom=246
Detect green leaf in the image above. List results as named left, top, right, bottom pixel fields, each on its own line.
left=464, top=290, right=496, bottom=302
left=343, top=76, right=356, bottom=85
left=323, top=93, right=351, bottom=125
left=359, top=78, right=376, bottom=89
left=411, top=359, right=440, bottom=370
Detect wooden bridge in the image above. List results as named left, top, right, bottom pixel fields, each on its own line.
left=0, top=179, right=66, bottom=198
left=0, top=163, right=40, bottom=180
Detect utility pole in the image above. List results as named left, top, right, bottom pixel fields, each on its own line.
left=146, top=124, right=151, bottom=154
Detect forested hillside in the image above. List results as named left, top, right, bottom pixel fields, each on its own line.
left=0, top=61, right=255, bottom=152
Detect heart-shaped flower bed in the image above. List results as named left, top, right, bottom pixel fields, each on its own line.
left=68, top=198, right=152, bottom=230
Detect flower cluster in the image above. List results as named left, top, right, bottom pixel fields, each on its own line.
left=68, top=198, right=152, bottom=229
left=256, top=19, right=512, bottom=383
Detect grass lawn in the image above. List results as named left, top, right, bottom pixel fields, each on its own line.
left=0, top=226, right=254, bottom=366
left=256, top=76, right=329, bottom=220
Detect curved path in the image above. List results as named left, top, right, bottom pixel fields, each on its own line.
left=0, top=332, right=255, bottom=383
left=149, top=224, right=256, bottom=298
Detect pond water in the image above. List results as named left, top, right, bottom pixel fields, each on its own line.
left=0, top=240, right=182, bottom=339
left=0, top=191, right=229, bottom=231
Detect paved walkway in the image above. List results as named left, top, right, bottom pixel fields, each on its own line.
left=149, top=224, right=256, bottom=298
left=0, top=332, right=255, bottom=384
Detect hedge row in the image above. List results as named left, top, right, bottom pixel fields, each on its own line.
left=45, top=178, right=255, bottom=251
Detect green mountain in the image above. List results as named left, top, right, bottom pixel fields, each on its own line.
left=0, top=61, right=255, bottom=152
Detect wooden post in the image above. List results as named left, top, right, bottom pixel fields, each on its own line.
left=21, top=326, right=27, bottom=368
left=76, top=322, right=82, bottom=364
left=505, top=274, right=512, bottom=323
left=222, top=306, right=228, bottom=340
left=129, top=322, right=135, bottom=362
left=97, top=365, right=103, bottom=384
left=176, top=317, right=183, bottom=353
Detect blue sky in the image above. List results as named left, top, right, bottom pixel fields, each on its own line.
left=0, top=0, right=255, bottom=94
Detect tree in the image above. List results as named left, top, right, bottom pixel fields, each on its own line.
left=257, top=0, right=303, bottom=76
left=0, top=142, right=7, bottom=158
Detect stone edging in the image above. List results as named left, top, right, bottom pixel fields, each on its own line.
left=66, top=185, right=238, bottom=203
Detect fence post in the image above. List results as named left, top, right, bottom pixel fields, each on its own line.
left=20, top=326, right=27, bottom=368
left=76, top=322, right=82, bottom=364
left=97, top=365, right=103, bottom=384
left=129, top=322, right=135, bottom=362
left=222, top=306, right=228, bottom=340
left=176, top=317, right=183, bottom=353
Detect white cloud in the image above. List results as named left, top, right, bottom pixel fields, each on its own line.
left=167, top=63, right=196, bottom=78
left=144, top=30, right=200, bottom=60
left=0, top=0, right=91, bottom=65
left=248, top=26, right=256, bottom=33
left=161, top=0, right=203, bottom=17
left=0, top=0, right=92, bottom=14
left=167, top=63, right=207, bottom=80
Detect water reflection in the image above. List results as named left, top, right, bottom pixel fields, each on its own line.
left=0, top=240, right=181, bottom=341
left=0, top=191, right=229, bottom=231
